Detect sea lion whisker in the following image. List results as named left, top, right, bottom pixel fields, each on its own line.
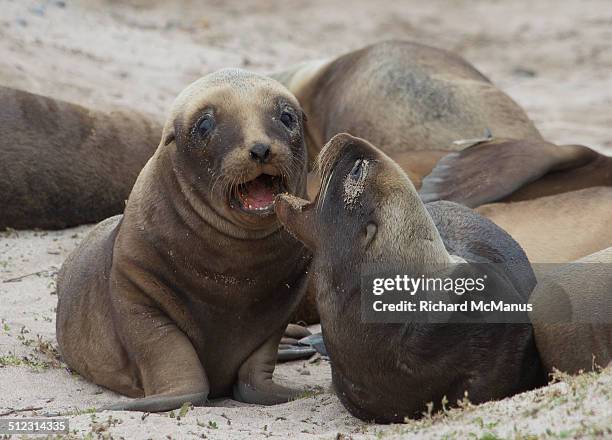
left=316, top=167, right=335, bottom=214
left=209, top=171, right=224, bottom=199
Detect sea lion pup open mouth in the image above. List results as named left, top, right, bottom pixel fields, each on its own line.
left=55, top=69, right=311, bottom=412
left=275, top=133, right=545, bottom=423
left=232, top=173, right=285, bottom=214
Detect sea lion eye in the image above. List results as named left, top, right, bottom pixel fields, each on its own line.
left=350, top=159, right=363, bottom=180
left=197, top=115, right=215, bottom=137
left=280, top=111, right=295, bottom=129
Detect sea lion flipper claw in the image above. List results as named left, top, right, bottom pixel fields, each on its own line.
left=100, top=391, right=208, bottom=412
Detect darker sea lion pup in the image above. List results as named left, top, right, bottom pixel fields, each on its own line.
left=0, top=85, right=161, bottom=229
left=272, top=40, right=612, bottom=206
left=529, top=247, right=612, bottom=374
left=56, top=69, right=311, bottom=412
left=275, top=133, right=545, bottom=423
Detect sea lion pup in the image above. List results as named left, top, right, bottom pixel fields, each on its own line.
left=529, top=247, right=612, bottom=374
left=275, top=133, right=544, bottom=423
left=476, top=187, right=612, bottom=263
left=273, top=41, right=612, bottom=206
left=0, top=85, right=161, bottom=229
left=56, top=69, right=310, bottom=412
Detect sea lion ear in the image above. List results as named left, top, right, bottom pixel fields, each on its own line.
left=161, top=129, right=175, bottom=146
left=275, top=194, right=317, bottom=249
left=161, top=117, right=182, bottom=147
left=418, top=138, right=596, bottom=207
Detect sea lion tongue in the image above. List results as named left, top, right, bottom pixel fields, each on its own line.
left=239, top=174, right=278, bottom=211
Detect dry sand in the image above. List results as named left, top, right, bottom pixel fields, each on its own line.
left=1, top=0, right=611, bottom=438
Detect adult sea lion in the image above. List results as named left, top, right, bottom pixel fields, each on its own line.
left=529, top=247, right=612, bottom=375
left=0, top=86, right=161, bottom=229
left=56, top=69, right=310, bottom=412
left=273, top=41, right=612, bottom=206
left=476, top=187, right=612, bottom=263
left=275, top=133, right=544, bottom=422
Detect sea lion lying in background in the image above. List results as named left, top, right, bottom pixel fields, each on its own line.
left=56, top=69, right=311, bottom=412
left=476, top=187, right=612, bottom=263
left=275, top=133, right=544, bottom=422
left=529, top=247, right=612, bottom=374
left=0, top=86, right=161, bottom=229
left=273, top=40, right=612, bottom=206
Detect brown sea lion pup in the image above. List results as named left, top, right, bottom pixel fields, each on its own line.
left=529, top=247, right=612, bottom=374
left=273, top=41, right=612, bottom=206
left=56, top=69, right=311, bottom=412
left=275, top=133, right=545, bottom=423
left=476, top=187, right=612, bottom=263
left=0, top=86, right=161, bottom=229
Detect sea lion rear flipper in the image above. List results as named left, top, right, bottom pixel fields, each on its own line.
left=298, top=333, right=328, bottom=357
left=100, top=392, right=208, bottom=412
left=277, top=325, right=318, bottom=362
left=419, top=139, right=596, bottom=207
left=277, top=345, right=317, bottom=362
left=277, top=332, right=327, bottom=361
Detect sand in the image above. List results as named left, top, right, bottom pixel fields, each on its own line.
left=1, top=0, right=611, bottom=438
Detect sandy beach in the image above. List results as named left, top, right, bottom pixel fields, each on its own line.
left=1, top=1, right=611, bottom=438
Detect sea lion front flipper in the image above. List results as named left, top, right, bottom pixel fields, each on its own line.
left=103, top=302, right=210, bottom=412
left=419, top=139, right=596, bottom=207
left=234, top=329, right=303, bottom=404
left=100, top=392, right=208, bottom=412
left=277, top=325, right=317, bottom=362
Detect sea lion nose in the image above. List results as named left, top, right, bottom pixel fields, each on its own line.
left=249, top=143, right=271, bottom=164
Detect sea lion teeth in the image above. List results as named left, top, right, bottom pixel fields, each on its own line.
left=236, top=174, right=283, bottom=213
